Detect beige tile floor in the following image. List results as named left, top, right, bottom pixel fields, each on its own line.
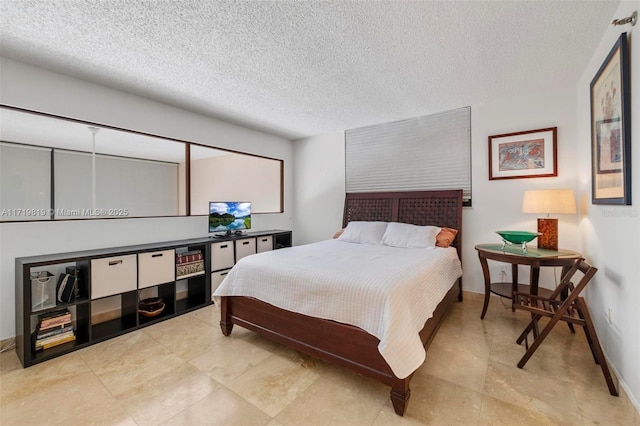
left=1, top=292, right=639, bottom=425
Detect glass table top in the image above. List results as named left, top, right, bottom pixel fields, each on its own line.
left=475, top=243, right=580, bottom=258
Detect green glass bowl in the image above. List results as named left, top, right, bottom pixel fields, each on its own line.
left=496, top=231, right=540, bottom=245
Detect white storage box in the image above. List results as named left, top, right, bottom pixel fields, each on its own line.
left=211, top=242, right=235, bottom=271
left=91, top=254, right=137, bottom=300
left=211, top=269, right=231, bottom=295
left=235, top=238, right=256, bottom=262
left=257, top=236, right=273, bottom=253
left=31, top=271, right=56, bottom=311
left=138, top=249, right=175, bottom=289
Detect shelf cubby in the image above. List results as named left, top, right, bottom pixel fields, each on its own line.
left=176, top=275, right=208, bottom=314
left=29, top=303, right=90, bottom=363
left=138, top=282, right=176, bottom=326
left=91, top=291, right=138, bottom=342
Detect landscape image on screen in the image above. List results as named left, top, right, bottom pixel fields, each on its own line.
left=209, top=202, right=251, bottom=232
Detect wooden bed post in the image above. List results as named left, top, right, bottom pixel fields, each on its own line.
left=390, top=377, right=411, bottom=416
left=220, top=296, right=234, bottom=336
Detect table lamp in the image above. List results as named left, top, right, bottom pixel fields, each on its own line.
left=522, top=189, right=576, bottom=250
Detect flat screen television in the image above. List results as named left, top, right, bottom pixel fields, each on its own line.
left=209, top=202, right=251, bottom=235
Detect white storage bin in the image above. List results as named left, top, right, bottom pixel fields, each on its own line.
left=30, top=272, right=56, bottom=311
left=235, top=238, right=256, bottom=262
left=91, top=254, right=137, bottom=300
left=138, top=249, right=175, bottom=289
left=211, top=241, right=234, bottom=271
left=211, top=269, right=231, bottom=296
left=256, top=236, right=273, bottom=253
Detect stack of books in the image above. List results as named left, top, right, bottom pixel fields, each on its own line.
left=176, top=250, right=204, bottom=278
left=33, top=308, right=76, bottom=351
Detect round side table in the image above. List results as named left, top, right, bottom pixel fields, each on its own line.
left=475, top=243, right=581, bottom=319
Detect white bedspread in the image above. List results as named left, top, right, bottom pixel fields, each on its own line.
left=213, top=239, right=462, bottom=379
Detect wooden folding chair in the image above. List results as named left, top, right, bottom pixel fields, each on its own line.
left=514, top=258, right=618, bottom=396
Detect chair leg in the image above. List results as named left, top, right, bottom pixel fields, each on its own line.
left=561, top=284, right=576, bottom=333
left=515, top=295, right=543, bottom=345
left=516, top=316, right=538, bottom=345
left=575, top=298, right=618, bottom=396
left=517, top=310, right=565, bottom=369
left=574, top=298, right=599, bottom=365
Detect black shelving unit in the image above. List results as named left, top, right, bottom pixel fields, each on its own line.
left=15, top=231, right=291, bottom=368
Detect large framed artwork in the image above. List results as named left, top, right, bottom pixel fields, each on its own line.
left=488, top=127, right=557, bottom=180
left=590, top=32, right=631, bottom=205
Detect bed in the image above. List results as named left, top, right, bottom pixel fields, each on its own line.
left=215, top=189, right=463, bottom=415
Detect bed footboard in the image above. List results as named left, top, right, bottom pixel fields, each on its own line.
left=219, top=281, right=458, bottom=416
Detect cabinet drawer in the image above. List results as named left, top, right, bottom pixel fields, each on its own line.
left=211, top=269, right=231, bottom=295
left=211, top=241, right=235, bottom=271
left=256, top=235, right=273, bottom=253
left=236, top=238, right=256, bottom=262
left=91, top=254, right=137, bottom=300
left=138, top=249, right=175, bottom=289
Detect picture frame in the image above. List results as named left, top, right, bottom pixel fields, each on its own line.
left=488, top=127, right=557, bottom=180
left=590, top=32, right=631, bottom=205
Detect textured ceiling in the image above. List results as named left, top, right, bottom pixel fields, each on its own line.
left=0, top=1, right=620, bottom=140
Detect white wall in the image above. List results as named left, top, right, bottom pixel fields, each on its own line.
left=576, top=0, right=640, bottom=409
left=0, top=58, right=293, bottom=340
left=292, top=131, right=345, bottom=245
left=466, top=89, right=580, bottom=293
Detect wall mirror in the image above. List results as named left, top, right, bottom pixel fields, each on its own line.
left=0, top=106, right=283, bottom=221
left=190, top=144, right=283, bottom=215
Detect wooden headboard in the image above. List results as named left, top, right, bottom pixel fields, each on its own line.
left=342, top=189, right=463, bottom=259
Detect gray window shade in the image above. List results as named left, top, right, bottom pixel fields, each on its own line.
left=54, top=150, right=179, bottom=218
left=0, top=143, right=52, bottom=220
left=345, top=107, right=471, bottom=204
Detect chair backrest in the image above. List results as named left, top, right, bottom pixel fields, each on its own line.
left=549, top=258, right=597, bottom=303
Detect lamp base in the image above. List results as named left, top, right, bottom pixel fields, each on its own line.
left=537, top=218, right=558, bottom=250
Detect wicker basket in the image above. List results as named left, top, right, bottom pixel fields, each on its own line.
left=138, top=297, right=165, bottom=318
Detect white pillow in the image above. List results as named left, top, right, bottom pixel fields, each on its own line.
left=381, top=222, right=441, bottom=248
left=337, top=221, right=388, bottom=245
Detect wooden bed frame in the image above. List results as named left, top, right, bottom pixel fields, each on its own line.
left=219, top=189, right=463, bottom=415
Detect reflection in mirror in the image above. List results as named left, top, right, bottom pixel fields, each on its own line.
left=0, top=107, right=185, bottom=220
left=0, top=142, right=51, bottom=221
left=0, top=106, right=284, bottom=222
left=189, top=144, right=283, bottom=215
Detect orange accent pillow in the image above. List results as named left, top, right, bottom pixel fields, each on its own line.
left=436, top=227, right=458, bottom=248
left=333, top=228, right=345, bottom=239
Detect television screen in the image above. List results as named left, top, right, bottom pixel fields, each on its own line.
left=209, top=202, right=251, bottom=234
